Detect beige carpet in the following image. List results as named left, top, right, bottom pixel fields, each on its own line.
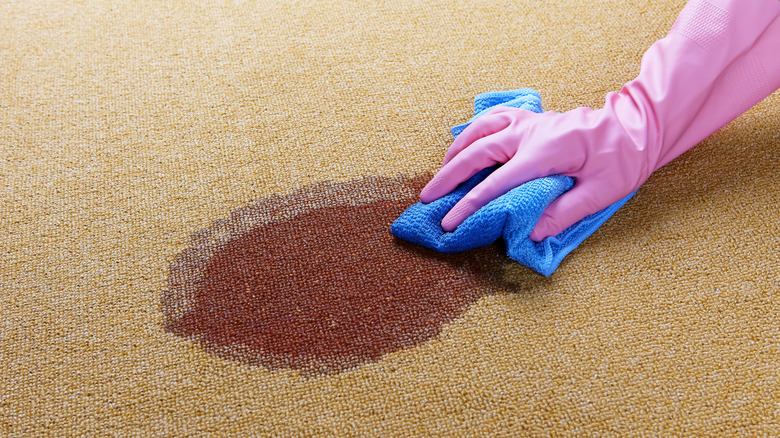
left=2, top=0, right=779, bottom=436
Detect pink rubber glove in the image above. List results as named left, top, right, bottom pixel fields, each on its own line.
left=420, top=0, right=780, bottom=241
left=659, top=14, right=780, bottom=168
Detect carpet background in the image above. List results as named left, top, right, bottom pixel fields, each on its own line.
left=2, top=0, right=779, bottom=436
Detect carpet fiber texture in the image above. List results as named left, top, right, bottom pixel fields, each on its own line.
left=2, top=0, right=779, bottom=436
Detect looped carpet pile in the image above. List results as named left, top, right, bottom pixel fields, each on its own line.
left=2, top=0, right=778, bottom=436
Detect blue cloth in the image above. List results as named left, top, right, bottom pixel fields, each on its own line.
left=391, top=89, right=636, bottom=276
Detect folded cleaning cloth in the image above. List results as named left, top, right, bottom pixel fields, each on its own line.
left=391, top=89, right=636, bottom=276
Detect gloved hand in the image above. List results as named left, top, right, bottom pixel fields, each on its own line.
left=420, top=0, right=780, bottom=242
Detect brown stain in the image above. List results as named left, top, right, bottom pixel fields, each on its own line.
left=163, top=175, right=512, bottom=374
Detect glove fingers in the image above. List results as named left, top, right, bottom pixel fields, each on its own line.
left=441, top=110, right=513, bottom=166
left=439, top=160, right=538, bottom=232
left=419, top=132, right=517, bottom=203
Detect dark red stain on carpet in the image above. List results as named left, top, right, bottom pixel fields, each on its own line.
left=163, top=175, right=511, bottom=374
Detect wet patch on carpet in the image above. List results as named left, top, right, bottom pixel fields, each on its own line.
left=163, top=174, right=512, bottom=375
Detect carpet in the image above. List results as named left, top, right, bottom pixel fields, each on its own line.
left=2, top=0, right=779, bottom=436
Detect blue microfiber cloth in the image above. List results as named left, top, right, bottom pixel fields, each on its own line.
left=391, top=89, right=636, bottom=276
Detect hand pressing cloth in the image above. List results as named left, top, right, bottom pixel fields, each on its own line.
left=391, top=89, right=636, bottom=276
